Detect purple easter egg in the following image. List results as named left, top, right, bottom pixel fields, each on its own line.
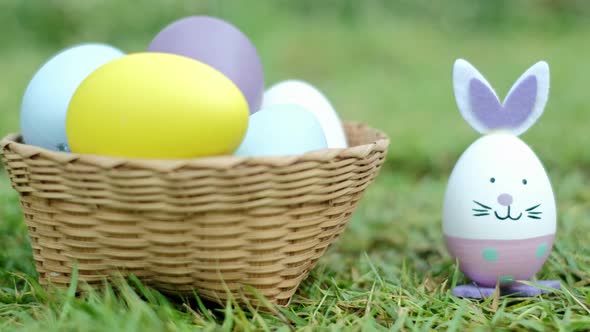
left=147, top=16, right=264, bottom=113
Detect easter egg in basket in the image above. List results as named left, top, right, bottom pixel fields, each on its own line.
left=66, top=52, right=249, bottom=159
left=148, top=16, right=264, bottom=114
left=263, top=80, right=347, bottom=149
left=20, top=43, right=124, bottom=152
left=235, top=104, right=328, bottom=157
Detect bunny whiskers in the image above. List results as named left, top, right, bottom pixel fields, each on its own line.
left=472, top=200, right=491, bottom=216
left=527, top=204, right=542, bottom=220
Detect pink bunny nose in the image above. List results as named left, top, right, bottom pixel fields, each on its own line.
left=497, top=193, right=513, bottom=206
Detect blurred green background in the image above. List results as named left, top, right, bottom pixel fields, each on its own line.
left=2, top=0, right=590, bottom=174
left=1, top=1, right=590, bottom=330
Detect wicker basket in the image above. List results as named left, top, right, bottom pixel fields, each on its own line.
left=0, top=122, right=388, bottom=306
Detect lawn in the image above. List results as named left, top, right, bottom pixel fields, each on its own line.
left=0, top=1, right=589, bottom=331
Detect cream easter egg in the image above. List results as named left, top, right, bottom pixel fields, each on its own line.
left=66, top=53, right=249, bottom=159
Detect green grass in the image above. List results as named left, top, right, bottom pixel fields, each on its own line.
left=1, top=1, right=590, bottom=330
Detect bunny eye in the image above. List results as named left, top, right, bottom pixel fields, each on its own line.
left=522, top=179, right=528, bottom=185
left=490, top=177, right=496, bottom=183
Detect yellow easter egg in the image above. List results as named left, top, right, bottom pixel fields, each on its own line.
left=66, top=52, right=249, bottom=159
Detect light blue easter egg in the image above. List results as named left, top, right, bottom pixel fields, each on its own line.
left=235, top=104, right=328, bottom=157
left=20, top=43, right=125, bottom=151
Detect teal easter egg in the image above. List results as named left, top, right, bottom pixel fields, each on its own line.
left=20, top=43, right=125, bottom=151
left=235, top=104, right=328, bottom=157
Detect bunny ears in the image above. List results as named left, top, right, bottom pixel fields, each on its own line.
left=453, top=59, right=550, bottom=136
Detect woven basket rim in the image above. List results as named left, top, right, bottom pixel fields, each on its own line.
left=0, top=121, right=389, bottom=171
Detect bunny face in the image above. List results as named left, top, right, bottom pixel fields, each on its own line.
left=443, top=132, right=556, bottom=240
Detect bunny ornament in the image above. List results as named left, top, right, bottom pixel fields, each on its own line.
left=443, top=59, right=559, bottom=298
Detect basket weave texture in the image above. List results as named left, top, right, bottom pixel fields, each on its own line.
left=0, top=122, right=389, bottom=306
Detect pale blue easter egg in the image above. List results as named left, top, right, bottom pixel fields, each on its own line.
left=235, top=104, right=328, bottom=157
left=20, top=43, right=125, bottom=151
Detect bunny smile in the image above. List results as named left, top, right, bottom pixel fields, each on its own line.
left=493, top=206, right=522, bottom=221
left=473, top=201, right=542, bottom=221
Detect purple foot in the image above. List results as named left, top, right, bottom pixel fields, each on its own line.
left=452, top=280, right=560, bottom=299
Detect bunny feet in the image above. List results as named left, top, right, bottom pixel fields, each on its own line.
left=452, top=280, right=560, bottom=299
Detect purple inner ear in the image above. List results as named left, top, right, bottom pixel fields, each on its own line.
left=469, top=76, right=537, bottom=130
